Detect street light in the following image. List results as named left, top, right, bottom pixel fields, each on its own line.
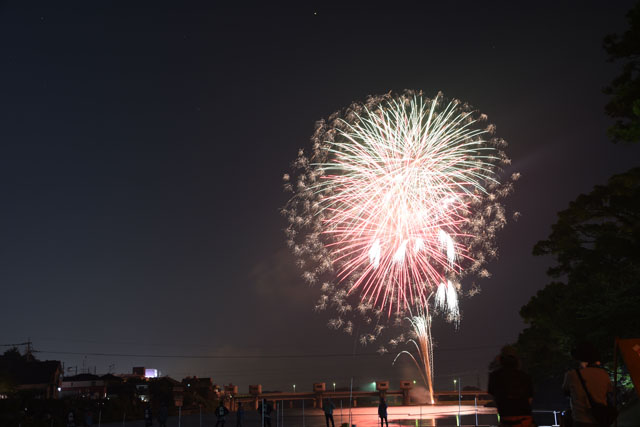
left=333, top=382, right=336, bottom=392
left=455, top=378, right=461, bottom=416
left=293, top=384, right=296, bottom=393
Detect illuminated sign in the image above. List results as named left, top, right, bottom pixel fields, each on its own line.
left=144, top=369, right=158, bottom=378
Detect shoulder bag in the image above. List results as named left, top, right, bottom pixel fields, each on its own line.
left=574, top=368, right=617, bottom=427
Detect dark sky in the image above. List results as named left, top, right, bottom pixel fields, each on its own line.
left=2, top=2, right=639, bottom=393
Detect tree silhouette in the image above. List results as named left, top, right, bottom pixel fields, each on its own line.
left=517, top=168, right=640, bottom=378
left=604, top=2, right=640, bottom=144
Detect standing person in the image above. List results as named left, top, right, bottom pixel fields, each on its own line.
left=84, top=410, right=94, bottom=427
left=487, top=346, right=534, bottom=427
left=66, top=409, right=76, bottom=427
left=258, top=401, right=273, bottom=427
left=215, top=401, right=230, bottom=427
left=235, top=402, right=244, bottom=427
left=378, top=398, right=388, bottom=427
left=562, top=342, right=614, bottom=427
left=144, top=404, right=153, bottom=427
left=264, top=401, right=273, bottom=427
left=157, top=404, right=168, bottom=427
left=323, top=399, right=336, bottom=427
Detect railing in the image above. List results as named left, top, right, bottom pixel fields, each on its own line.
left=231, top=389, right=493, bottom=407
left=98, top=407, right=565, bottom=426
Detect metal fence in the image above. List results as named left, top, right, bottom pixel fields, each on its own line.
left=98, top=407, right=563, bottom=427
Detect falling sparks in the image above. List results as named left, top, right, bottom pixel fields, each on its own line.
left=435, top=281, right=460, bottom=323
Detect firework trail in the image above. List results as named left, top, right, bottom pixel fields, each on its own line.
left=393, top=308, right=436, bottom=404
left=283, top=90, right=516, bottom=392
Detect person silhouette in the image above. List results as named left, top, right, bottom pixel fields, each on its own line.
left=378, top=398, right=388, bottom=427
left=157, top=404, right=168, bottom=427
left=562, top=342, right=614, bottom=427
left=488, top=346, right=534, bottom=427
left=215, top=401, right=230, bottom=427
left=323, top=399, right=336, bottom=427
left=144, top=404, right=152, bottom=427
left=66, top=410, right=76, bottom=427
left=236, top=402, right=244, bottom=427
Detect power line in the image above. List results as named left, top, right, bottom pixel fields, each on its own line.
left=35, top=350, right=389, bottom=359
left=33, top=343, right=501, bottom=360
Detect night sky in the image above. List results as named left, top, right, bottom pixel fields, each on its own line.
left=2, top=2, right=640, bottom=393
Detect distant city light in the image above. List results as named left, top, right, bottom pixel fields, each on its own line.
left=144, top=369, right=158, bottom=378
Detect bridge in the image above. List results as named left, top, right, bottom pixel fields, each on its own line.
left=221, top=381, right=492, bottom=411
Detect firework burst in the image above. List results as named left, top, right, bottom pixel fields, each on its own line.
left=283, top=91, right=516, bottom=369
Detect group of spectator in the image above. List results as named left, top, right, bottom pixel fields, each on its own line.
left=320, top=396, right=387, bottom=427
left=488, top=342, right=614, bottom=427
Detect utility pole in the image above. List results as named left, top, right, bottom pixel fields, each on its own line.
left=25, top=338, right=34, bottom=361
